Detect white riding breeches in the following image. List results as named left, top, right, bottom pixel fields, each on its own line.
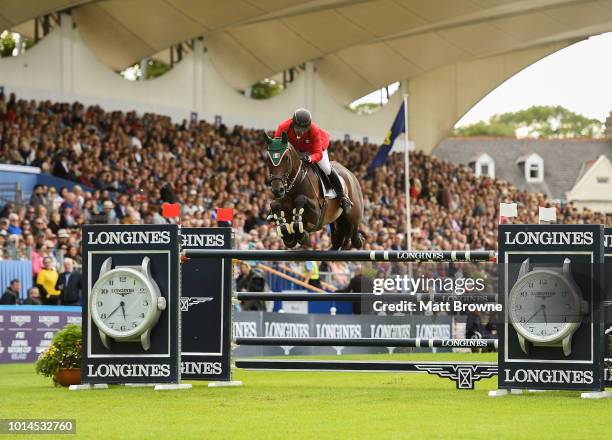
left=316, top=150, right=332, bottom=175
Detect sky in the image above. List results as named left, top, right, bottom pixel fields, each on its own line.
left=353, top=32, right=612, bottom=127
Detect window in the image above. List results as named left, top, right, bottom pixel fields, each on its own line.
left=597, top=176, right=609, bottom=184
left=471, top=153, right=495, bottom=178
left=520, top=153, right=544, bottom=183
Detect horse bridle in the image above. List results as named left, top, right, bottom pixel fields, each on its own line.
left=269, top=149, right=306, bottom=197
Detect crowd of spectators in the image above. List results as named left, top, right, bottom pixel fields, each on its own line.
left=1, top=91, right=611, bottom=304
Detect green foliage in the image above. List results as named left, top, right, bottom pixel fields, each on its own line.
left=120, top=59, right=172, bottom=81
left=0, top=33, right=16, bottom=57
left=453, top=120, right=515, bottom=137
left=34, top=324, right=82, bottom=385
left=0, top=32, right=33, bottom=57
left=349, top=102, right=383, bottom=115
left=453, top=106, right=604, bottom=138
left=250, top=79, right=284, bottom=100
left=145, top=59, right=171, bottom=80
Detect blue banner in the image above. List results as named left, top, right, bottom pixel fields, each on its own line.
left=368, top=102, right=405, bottom=171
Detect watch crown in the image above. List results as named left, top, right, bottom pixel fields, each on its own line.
left=157, top=297, right=167, bottom=310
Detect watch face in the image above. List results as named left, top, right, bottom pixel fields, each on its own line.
left=91, top=269, right=155, bottom=338
left=509, top=270, right=580, bottom=343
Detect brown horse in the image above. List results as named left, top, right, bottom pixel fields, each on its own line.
left=264, top=132, right=364, bottom=249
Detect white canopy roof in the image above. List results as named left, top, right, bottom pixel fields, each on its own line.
left=2, top=0, right=612, bottom=104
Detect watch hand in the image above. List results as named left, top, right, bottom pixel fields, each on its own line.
left=525, top=309, right=539, bottom=323
left=542, top=306, right=547, bottom=324
left=525, top=305, right=544, bottom=323
left=121, top=303, right=126, bottom=321
left=107, top=301, right=125, bottom=319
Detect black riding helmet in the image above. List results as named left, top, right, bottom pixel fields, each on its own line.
left=292, top=108, right=312, bottom=130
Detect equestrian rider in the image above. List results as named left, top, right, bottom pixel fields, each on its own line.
left=274, top=108, right=352, bottom=213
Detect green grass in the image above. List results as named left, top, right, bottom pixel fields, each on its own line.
left=0, top=353, right=610, bottom=440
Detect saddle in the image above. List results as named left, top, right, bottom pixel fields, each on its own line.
left=307, top=162, right=346, bottom=200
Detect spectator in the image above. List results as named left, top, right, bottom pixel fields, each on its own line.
left=29, top=184, right=48, bottom=208
left=48, top=211, right=61, bottom=234
left=56, top=257, right=83, bottom=306
left=0, top=278, right=21, bottom=305
left=7, top=213, right=22, bottom=235
left=0, top=217, right=9, bottom=234
left=337, top=264, right=374, bottom=314
left=52, top=152, right=71, bottom=179
left=57, top=229, right=70, bottom=248
left=303, top=261, right=321, bottom=289
left=102, top=200, right=117, bottom=224
left=236, top=261, right=253, bottom=292
left=36, top=257, right=60, bottom=305
left=23, top=287, right=42, bottom=305
left=236, top=262, right=266, bottom=311
left=31, top=242, right=45, bottom=275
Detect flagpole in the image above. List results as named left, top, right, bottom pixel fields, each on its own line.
left=403, top=94, right=411, bottom=254
left=403, top=93, right=413, bottom=286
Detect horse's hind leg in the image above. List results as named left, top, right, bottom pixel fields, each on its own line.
left=331, top=216, right=352, bottom=250
left=330, top=221, right=344, bottom=250
left=351, top=228, right=365, bottom=249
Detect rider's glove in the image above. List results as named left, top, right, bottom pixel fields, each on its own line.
left=301, top=155, right=312, bottom=164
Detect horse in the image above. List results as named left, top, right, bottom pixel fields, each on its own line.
left=264, top=131, right=365, bottom=250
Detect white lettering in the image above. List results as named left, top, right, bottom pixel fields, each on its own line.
left=87, top=230, right=171, bottom=246
left=505, top=231, right=594, bottom=246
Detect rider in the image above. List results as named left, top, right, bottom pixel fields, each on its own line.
left=274, top=108, right=351, bottom=213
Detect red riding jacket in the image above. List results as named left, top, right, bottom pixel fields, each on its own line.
left=274, top=118, right=330, bottom=163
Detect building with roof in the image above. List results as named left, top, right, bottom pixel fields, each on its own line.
left=434, top=137, right=612, bottom=212
left=2, top=1, right=612, bottom=152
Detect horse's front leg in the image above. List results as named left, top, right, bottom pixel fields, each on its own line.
left=291, top=195, right=308, bottom=235
left=292, top=195, right=321, bottom=247
left=267, top=200, right=292, bottom=238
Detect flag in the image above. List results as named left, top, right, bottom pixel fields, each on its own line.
left=162, top=203, right=181, bottom=218
left=216, top=208, right=234, bottom=222
left=538, top=206, right=557, bottom=223
left=368, top=102, right=405, bottom=171
left=499, top=202, right=517, bottom=224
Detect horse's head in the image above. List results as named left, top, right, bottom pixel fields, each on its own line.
left=264, top=131, right=298, bottom=199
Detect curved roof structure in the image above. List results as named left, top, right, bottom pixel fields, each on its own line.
left=2, top=0, right=612, bottom=105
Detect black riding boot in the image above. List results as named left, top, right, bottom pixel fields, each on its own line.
left=328, top=169, right=351, bottom=214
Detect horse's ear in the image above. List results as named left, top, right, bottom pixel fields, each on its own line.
left=264, top=132, right=273, bottom=145
left=281, top=131, right=288, bottom=145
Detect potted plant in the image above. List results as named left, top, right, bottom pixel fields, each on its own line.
left=35, top=324, right=82, bottom=387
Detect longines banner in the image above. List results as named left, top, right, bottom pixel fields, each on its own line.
left=81, top=224, right=180, bottom=385
left=233, top=312, right=454, bottom=356
left=180, top=227, right=232, bottom=381
left=498, top=224, right=606, bottom=391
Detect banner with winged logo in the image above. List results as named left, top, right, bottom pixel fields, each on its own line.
left=180, top=227, right=232, bottom=381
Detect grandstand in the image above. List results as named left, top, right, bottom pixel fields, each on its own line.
left=2, top=92, right=611, bottom=265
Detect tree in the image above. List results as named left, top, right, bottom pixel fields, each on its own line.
left=453, top=120, right=515, bottom=137
left=453, top=106, right=604, bottom=138
left=0, top=33, right=16, bottom=58
left=348, top=102, right=382, bottom=115
left=119, top=59, right=171, bottom=81
left=144, top=59, right=171, bottom=80
left=249, top=79, right=284, bottom=100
